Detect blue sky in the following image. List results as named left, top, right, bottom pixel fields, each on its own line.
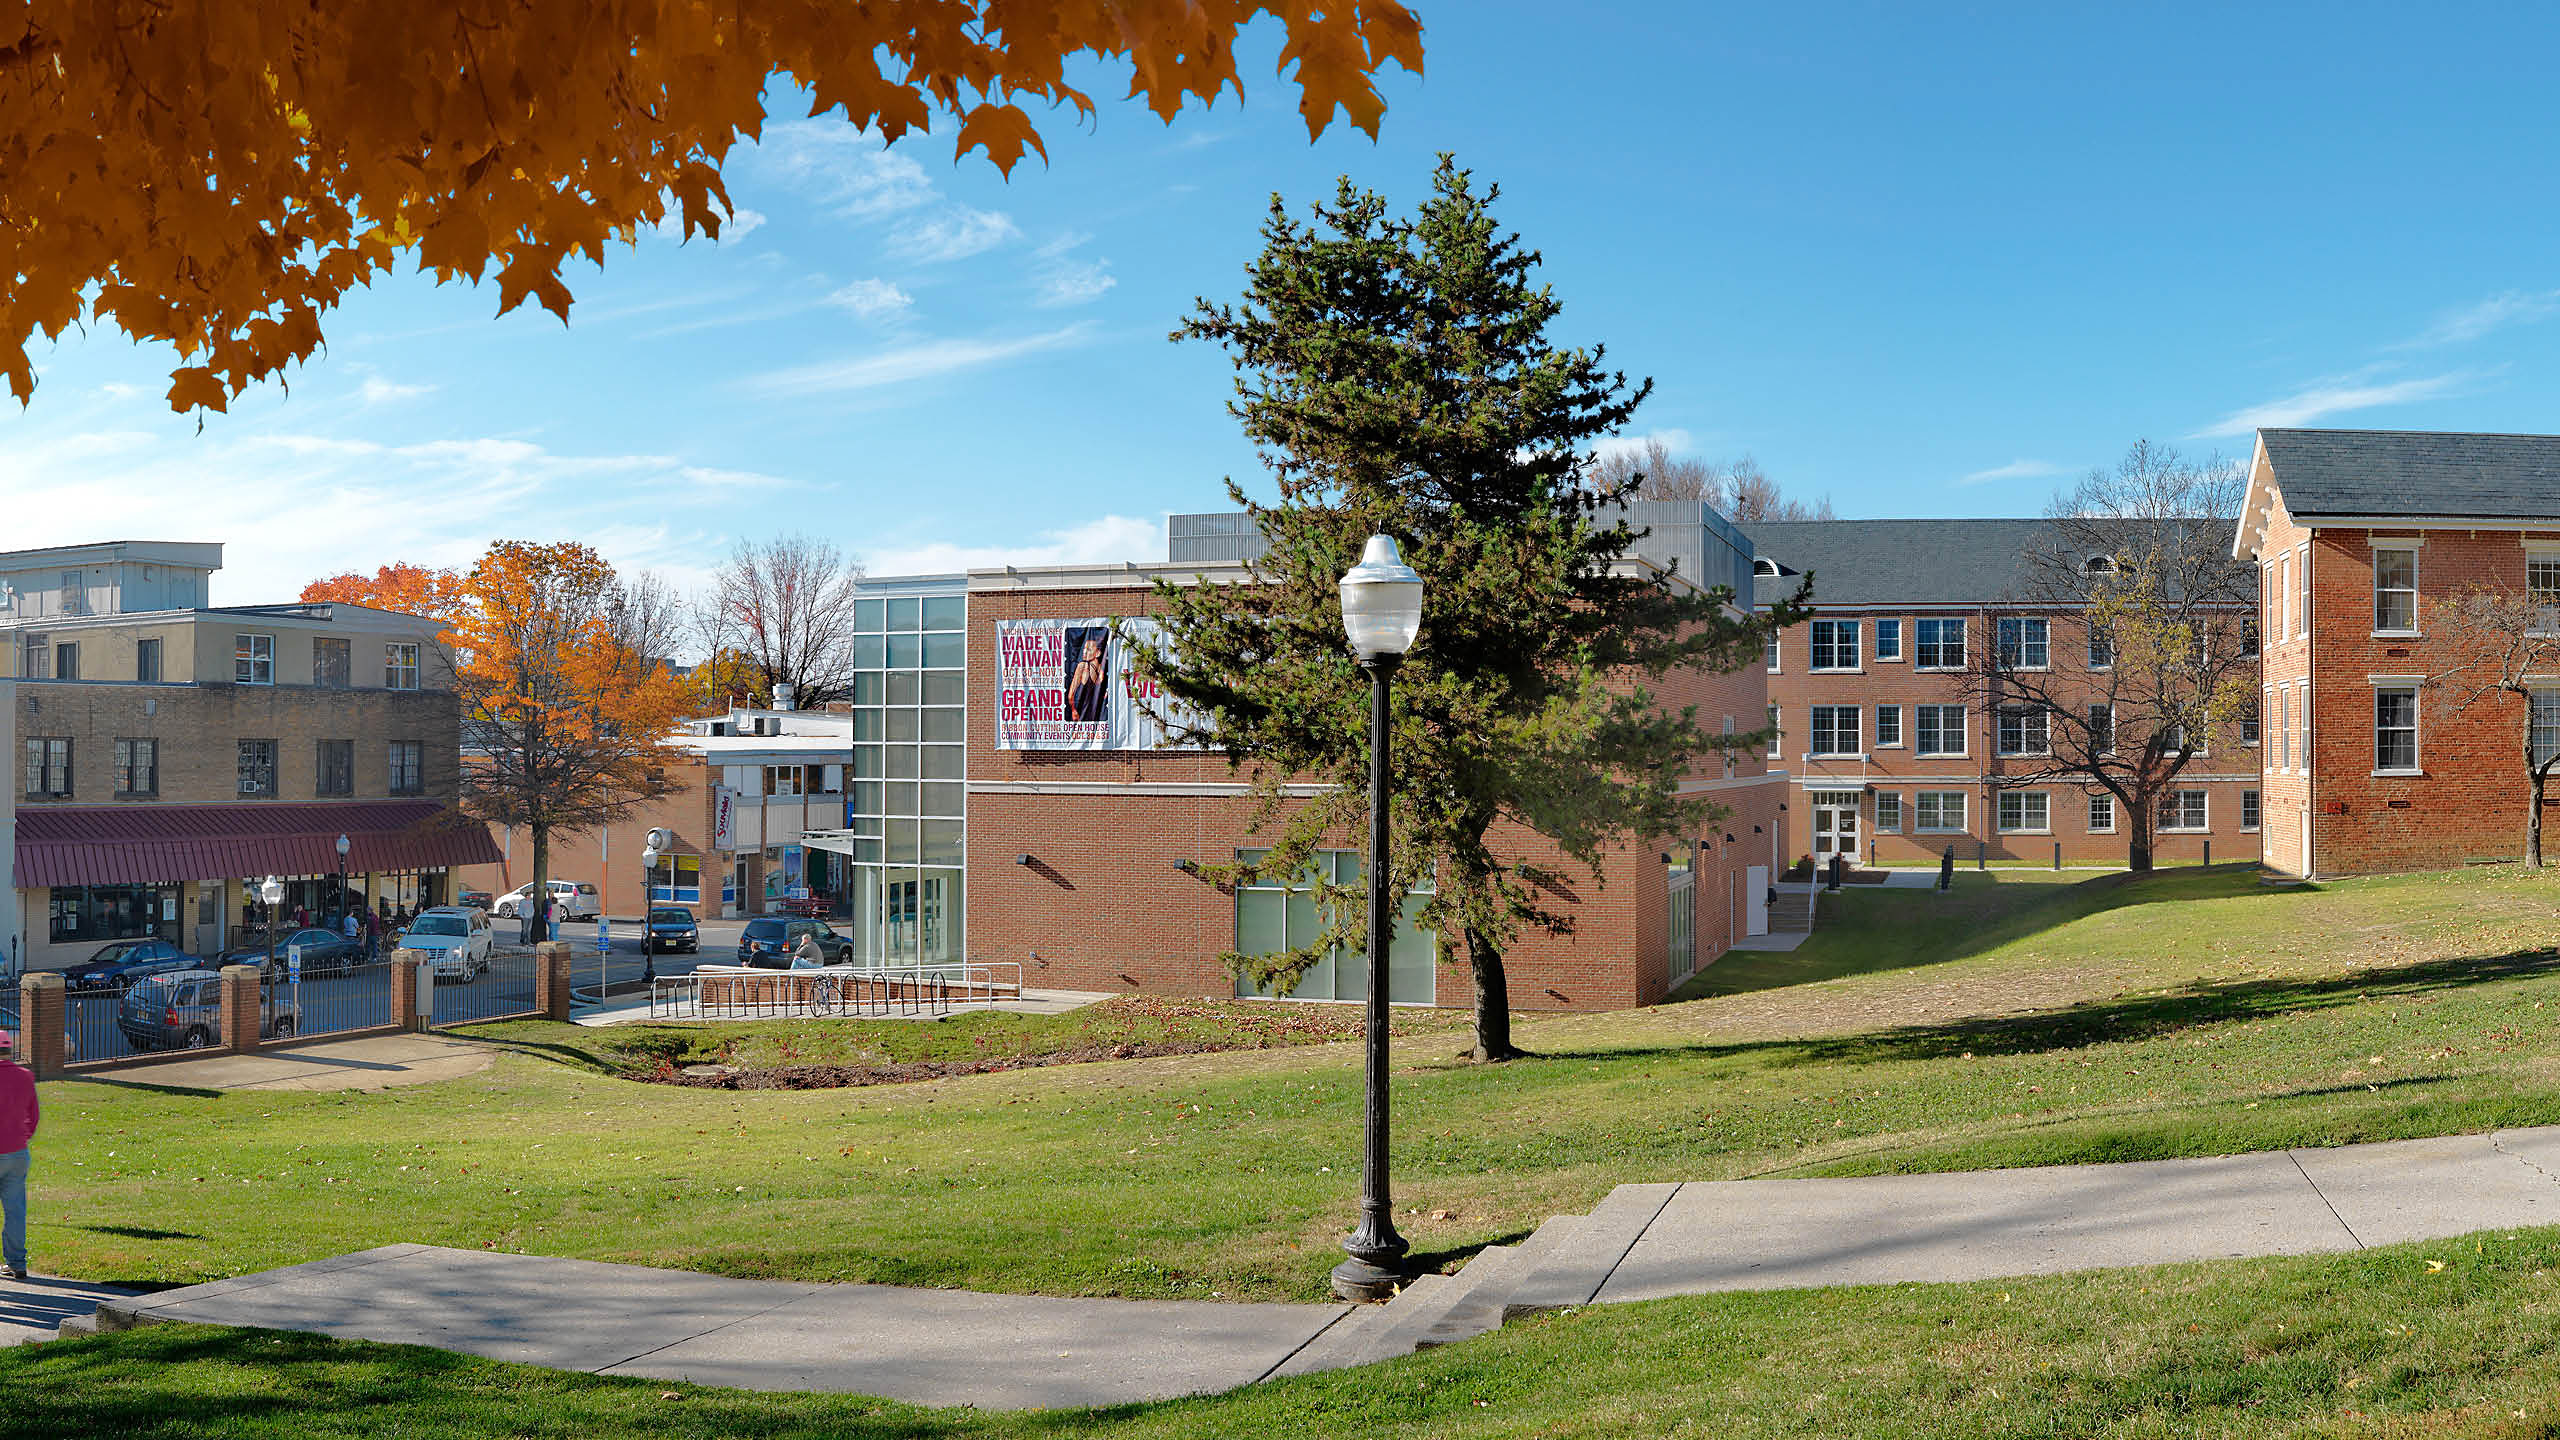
left=12, top=3, right=2560, bottom=608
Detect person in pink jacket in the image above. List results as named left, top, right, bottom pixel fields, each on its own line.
left=0, top=1032, right=34, bottom=1280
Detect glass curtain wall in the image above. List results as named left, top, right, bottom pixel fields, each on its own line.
left=1233, top=850, right=1436, bottom=1004
left=843, top=589, right=967, bottom=969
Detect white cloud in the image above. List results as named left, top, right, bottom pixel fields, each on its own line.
left=2393, top=289, right=2560, bottom=349
left=889, top=207, right=1020, bottom=264
left=756, top=123, right=936, bottom=218
left=723, top=208, right=768, bottom=241
left=2196, top=371, right=2467, bottom=437
left=827, top=278, right=914, bottom=319
left=358, top=374, right=435, bottom=405
left=1035, top=257, right=1116, bottom=307
left=1591, top=429, right=1696, bottom=464
left=746, top=325, right=1094, bottom=398
left=859, top=515, right=1165, bottom=576
left=1956, top=458, right=2066, bottom=487
left=96, top=382, right=143, bottom=400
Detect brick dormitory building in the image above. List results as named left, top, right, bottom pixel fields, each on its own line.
left=3, top=540, right=497, bottom=974
left=1753, top=520, right=2265, bottom=868
left=2239, top=427, right=2560, bottom=876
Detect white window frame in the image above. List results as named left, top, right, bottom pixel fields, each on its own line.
left=1914, top=791, right=1968, bottom=834
left=1764, top=635, right=1781, bottom=674
left=2297, top=680, right=2312, bottom=774
left=2088, top=702, right=2115, bottom=756
left=2530, top=549, right=2560, bottom=634
left=2087, top=624, right=2113, bottom=670
left=1809, top=705, right=1862, bottom=758
left=2240, top=788, right=2261, bottom=833
left=2087, top=792, right=2116, bottom=834
left=2157, top=788, right=2209, bottom=833
left=1873, top=618, right=1904, bottom=663
left=1873, top=704, right=1904, bottom=749
left=2274, top=688, right=2289, bottom=770
left=1915, top=617, right=1966, bottom=671
left=1872, top=791, right=1903, bottom=833
left=1996, top=705, right=2050, bottom=757
left=2535, top=688, right=2560, bottom=770
left=235, top=633, right=275, bottom=686
left=2372, top=544, right=2419, bottom=636
left=1915, top=704, right=1967, bottom=758
left=2275, top=553, right=2290, bottom=641
left=1766, top=704, right=1781, bottom=761
left=2373, top=683, right=2420, bottom=775
left=1996, top=790, right=2051, bottom=834
left=385, top=642, right=422, bottom=691
left=2295, top=542, right=2311, bottom=640
left=1809, top=619, right=1861, bottom=672
left=1996, top=616, right=2050, bottom=670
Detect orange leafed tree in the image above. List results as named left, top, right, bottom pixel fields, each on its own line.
left=0, top=2, right=1425, bottom=412
left=301, top=563, right=470, bottom=626
left=448, top=540, right=694, bottom=915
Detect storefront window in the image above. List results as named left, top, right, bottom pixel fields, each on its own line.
left=49, top=884, right=180, bottom=944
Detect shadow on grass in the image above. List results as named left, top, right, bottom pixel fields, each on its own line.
left=75, top=1224, right=200, bottom=1242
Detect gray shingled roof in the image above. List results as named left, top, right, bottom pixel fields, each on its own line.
left=2261, top=428, right=2560, bottom=519
left=1747, top=518, right=2238, bottom=608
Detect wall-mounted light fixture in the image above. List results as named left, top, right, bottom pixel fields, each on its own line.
left=1753, top=824, right=1764, bottom=833
left=1015, top=853, right=1034, bottom=866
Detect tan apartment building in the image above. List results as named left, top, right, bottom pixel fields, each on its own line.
left=5, top=540, right=494, bottom=972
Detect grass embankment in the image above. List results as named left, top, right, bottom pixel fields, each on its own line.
left=479, top=994, right=1472, bottom=1083
left=33, top=865, right=2560, bottom=1304
left=18, top=1230, right=2560, bottom=1438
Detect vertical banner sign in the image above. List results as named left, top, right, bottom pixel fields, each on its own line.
left=995, top=618, right=1205, bottom=750
left=711, top=786, right=737, bottom=852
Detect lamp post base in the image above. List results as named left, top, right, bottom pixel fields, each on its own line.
left=1329, top=1252, right=1411, bottom=1303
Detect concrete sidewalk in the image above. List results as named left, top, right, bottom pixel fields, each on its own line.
left=60, top=1033, right=494, bottom=1094
left=2, top=1274, right=135, bottom=1347
left=72, top=1127, right=2560, bottom=1407
left=91, top=1245, right=1351, bottom=1409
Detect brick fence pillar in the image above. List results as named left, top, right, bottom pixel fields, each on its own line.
left=219, top=964, right=264, bottom=1053
left=535, top=942, right=572, bottom=1020
left=392, top=951, right=430, bottom=1032
left=16, top=972, right=65, bottom=1079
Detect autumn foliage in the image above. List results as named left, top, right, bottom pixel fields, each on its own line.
left=300, top=563, right=469, bottom=625
left=0, top=1, right=1424, bottom=412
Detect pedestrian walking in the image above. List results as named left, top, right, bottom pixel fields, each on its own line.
left=0, top=1031, right=37, bottom=1281
left=362, top=910, right=381, bottom=962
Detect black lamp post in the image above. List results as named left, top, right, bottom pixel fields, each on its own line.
left=334, top=833, right=352, bottom=927
left=1331, top=534, right=1426, bottom=1303
left=641, top=827, right=670, bottom=986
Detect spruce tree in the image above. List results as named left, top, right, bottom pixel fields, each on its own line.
left=1144, top=157, right=1804, bottom=1061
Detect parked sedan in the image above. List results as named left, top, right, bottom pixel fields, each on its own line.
left=60, top=938, right=199, bottom=993
left=644, top=906, right=699, bottom=954
left=117, top=969, right=298, bottom=1051
left=736, top=917, right=854, bottom=968
left=221, top=927, right=364, bottom=976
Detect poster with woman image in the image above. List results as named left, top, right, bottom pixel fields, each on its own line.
left=995, top=617, right=1208, bottom=750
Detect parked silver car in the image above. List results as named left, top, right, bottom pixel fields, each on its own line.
left=116, top=969, right=299, bottom=1051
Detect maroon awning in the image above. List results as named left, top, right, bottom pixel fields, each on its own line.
left=14, top=800, right=503, bottom=888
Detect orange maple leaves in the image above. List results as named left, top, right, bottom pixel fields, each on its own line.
left=301, top=563, right=470, bottom=625
left=0, top=2, right=1425, bottom=413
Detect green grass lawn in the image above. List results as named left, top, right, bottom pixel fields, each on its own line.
left=16, top=1227, right=2560, bottom=1438
left=31, top=864, right=2560, bottom=1305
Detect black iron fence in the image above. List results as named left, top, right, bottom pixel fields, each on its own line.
left=430, top=948, right=542, bottom=1028
left=274, top=960, right=398, bottom=1041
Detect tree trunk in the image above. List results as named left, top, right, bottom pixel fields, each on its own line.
left=2530, top=767, right=2547, bottom=870
left=1463, top=924, right=1524, bottom=1063
left=530, top=823, right=552, bottom=945
left=2127, top=798, right=2155, bottom=872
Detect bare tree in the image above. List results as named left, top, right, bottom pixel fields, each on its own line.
left=1953, top=441, right=2258, bottom=870
left=697, top=535, right=865, bottom=707
left=2429, top=587, right=2560, bottom=867
left=1587, top=440, right=1835, bottom=517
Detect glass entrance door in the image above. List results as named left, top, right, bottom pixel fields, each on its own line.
left=1813, top=798, right=1861, bottom=858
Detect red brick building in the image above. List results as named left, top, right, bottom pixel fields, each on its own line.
left=1753, top=520, right=2263, bottom=868
left=2240, top=428, right=2560, bottom=876
left=962, top=554, right=1785, bottom=1014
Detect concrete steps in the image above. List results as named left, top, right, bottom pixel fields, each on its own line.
left=1503, top=1183, right=1680, bottom=1317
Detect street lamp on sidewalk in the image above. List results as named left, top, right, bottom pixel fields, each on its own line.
left=258, top=875, right=284, bottom=970
left=1332, top=533, right=1425, bottom=1302
left=640, top=828, right=669, bottom=986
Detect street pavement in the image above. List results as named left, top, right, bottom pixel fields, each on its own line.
left=70, top=1126, right=2560, bottom=1406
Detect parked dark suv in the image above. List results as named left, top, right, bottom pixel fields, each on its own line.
left=736, top=918, right=853, bottom=967
left=117, top=970, right=299, bottom=1052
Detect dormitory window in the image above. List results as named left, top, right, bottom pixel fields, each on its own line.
left=389, top=742, right=425, bottom=796
left=235, top=633, right=274, bottom=685
left=1915, top=791, right=1966, bottom=833
left=51, top=642, right=78, bottom=680
left=1996, top=791, right=2050, bottom=833
left=317, top=739, right=355, bottom=797
left=2534, top=559, right=2560, bottom=632
left=1996, top=706, right=2049, bottom=756
left=2241, top=712, right=2260, bottom=746
left=18, top=633, right=47, bottom=680
left=1810, top=705, right=1861, bottom=756
left=2158, top=789, right=2208, bottom=832
left=23, top=737, right=71, bottom=798
left=1766, top=705, right=1781, bottom=760
left=1915, top=618, right=1965, bottom=669
left=1809, top=620, right=1860, bottom=671
left=136, top=638, right=161, bottom=684
left=2088, top=626, right=2113, bottom=668
left=2372, top=547, right=2418, bottom=633
left=1915, top=704, right=1966, bottom=757
left=1996, top=617, right=2049, bottom=669
left=2295, top=544, right=2310, bottom=639
left=313, top=637, right=351, bottom=689
left=2088, top=793, right=2116, bottom=833
left=2374, top=687, right=2420, bottom=773
left=238, top=740, right=278, bottom=797
left=1874, top=705, right=1903, bottom=747
left=1873, top=792, right=1903, bottom=832
left=113, top=739, right=157, bottom=797
left=1873, top=618, right=1903, bottom=661
left=2276, top=690, right=2291, bottom=769
left=385, top=642, right=421, bottom=690
left=2241, top=790, right=2262, bottom=831
left=2534, top=691, right=2560, bottom=768
left=2088, top=703, right=2115, bottom=754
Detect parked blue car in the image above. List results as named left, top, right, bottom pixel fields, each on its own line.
left=644, top=906, right=700, bottom=954
left=60, top=938, right=200, bottom=993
